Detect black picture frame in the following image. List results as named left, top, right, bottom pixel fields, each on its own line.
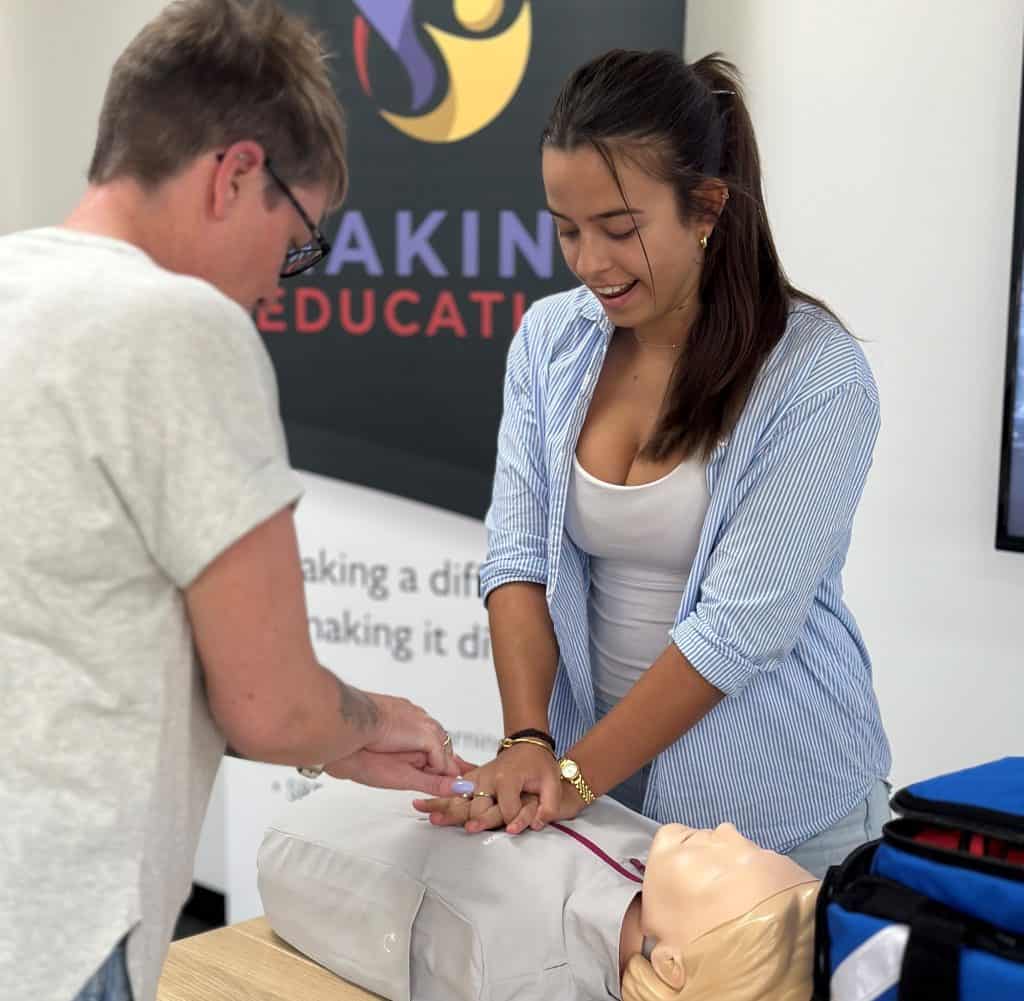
left=997, top=53, right=1024, bottom=552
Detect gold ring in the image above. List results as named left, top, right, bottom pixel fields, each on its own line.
left=442, top=732, right=452, bottom=749
left=473, top=791, right=495, bottom=800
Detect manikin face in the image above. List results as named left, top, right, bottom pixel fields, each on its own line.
left=541, top=143, right=708, bottom=338
left=640, top=823, right=814, bottom=953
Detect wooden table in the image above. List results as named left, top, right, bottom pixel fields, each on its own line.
left=157, top=917, right=383, bottom=1001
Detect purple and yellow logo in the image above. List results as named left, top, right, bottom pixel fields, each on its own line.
left=352, top=0, right=532, bottom=143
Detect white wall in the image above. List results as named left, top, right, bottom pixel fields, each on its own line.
left=686, top=0, right=1024, bottom=785
left=0, top=3, right=167, bottom=233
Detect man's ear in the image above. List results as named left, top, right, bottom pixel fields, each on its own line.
left=210, top=140, right=266, bottom=221
left=650, top=943, right=686, bottom=991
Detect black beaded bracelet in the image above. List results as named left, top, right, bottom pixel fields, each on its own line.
left=504, top=728, right=556, bottom=752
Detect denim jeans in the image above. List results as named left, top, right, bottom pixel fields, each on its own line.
left=785, top=779, right=891, bottom=878
left=72, top=939, right=133, bottom=1001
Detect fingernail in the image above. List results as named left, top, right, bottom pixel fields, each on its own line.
left=452, top=779, right=474, bottom=795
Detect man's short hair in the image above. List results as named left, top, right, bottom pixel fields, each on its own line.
left=88, top=0, right=347, bottom=209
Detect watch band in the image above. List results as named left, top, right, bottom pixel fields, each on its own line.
left=558, top=756, right=596, bottom=806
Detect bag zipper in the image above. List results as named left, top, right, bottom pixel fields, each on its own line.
left=884, top=819, right=1024, bottom=883
left=893, top=789, right=1024, bottom=840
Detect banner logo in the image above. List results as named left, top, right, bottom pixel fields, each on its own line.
left=352, top=0, right=532, bottom=144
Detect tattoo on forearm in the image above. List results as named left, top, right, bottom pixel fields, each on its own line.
left=336, top=678, right=379, bottom=730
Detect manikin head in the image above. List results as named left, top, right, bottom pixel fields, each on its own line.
left=69, top=0, right=347, bottom=312
left=626, top=823, right=819, bottom=1001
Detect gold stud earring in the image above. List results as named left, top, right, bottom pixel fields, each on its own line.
left=699, top=233, right=709, bottom=250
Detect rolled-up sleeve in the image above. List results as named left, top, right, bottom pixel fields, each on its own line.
left=672, top=381, right=880, bottom=696
left=479, top=312, right=550, bottom=603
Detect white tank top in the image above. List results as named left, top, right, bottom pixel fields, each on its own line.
left=564, top=454, right=710, bottom=707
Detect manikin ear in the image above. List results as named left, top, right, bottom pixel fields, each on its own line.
left=649, top=943, right=686, bottom=992
left=209, top=140, right=266, bottom=221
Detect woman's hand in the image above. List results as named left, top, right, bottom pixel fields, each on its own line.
left=412, top=743, right=582, bottom=834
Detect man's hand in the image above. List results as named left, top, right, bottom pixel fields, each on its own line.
left=361, top=692, right=452, bottom=774
left=188, top=507, right=459, bottom=770
left=325, top=748, right=471, bottom=797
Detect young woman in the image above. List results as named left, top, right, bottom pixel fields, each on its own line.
left=416, top=49, right=891, bottom=877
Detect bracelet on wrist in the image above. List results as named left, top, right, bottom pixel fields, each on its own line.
left=497, top=736, right=558, bottom=759
left=504, top=728, right=556, bottom=752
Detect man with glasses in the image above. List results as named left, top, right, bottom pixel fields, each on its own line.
left=0, top=3, right=468, bottom=1001
left=266, top=159, right=333, bottom=278
left=217, top=152, right=333, bottom=280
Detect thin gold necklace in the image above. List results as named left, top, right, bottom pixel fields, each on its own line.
left=631, top=328, right=682, bottom=349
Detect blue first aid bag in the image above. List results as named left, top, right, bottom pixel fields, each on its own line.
left=813, top=757, right=1024, bottom=1001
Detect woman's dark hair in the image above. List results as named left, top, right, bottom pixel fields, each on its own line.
left=542, top=49, right=832, bottom=461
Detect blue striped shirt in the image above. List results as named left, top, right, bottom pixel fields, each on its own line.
left=479, top=286, right=891, bottom=852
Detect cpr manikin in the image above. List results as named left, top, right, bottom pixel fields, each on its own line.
left=623, top=823, right=819, bottom=1001
left=258, top=783, right=818, bottom=1001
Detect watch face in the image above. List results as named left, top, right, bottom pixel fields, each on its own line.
left=560, top=760, right=579, bottom=780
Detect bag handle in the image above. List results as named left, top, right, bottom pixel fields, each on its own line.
left=898, top=903, right=963, bottom=1001
left=813, top=842, right=881, bottom=1000
left=812, top=864, right=839, bottom=999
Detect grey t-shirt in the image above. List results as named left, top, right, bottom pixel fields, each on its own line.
left=0, top=228, right=303, bottom=1001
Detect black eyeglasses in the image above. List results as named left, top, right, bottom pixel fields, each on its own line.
left=263, top=159, right=332, bottom=278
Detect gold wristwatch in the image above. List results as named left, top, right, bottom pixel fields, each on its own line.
left=558, top=756, right=595, bottom=806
